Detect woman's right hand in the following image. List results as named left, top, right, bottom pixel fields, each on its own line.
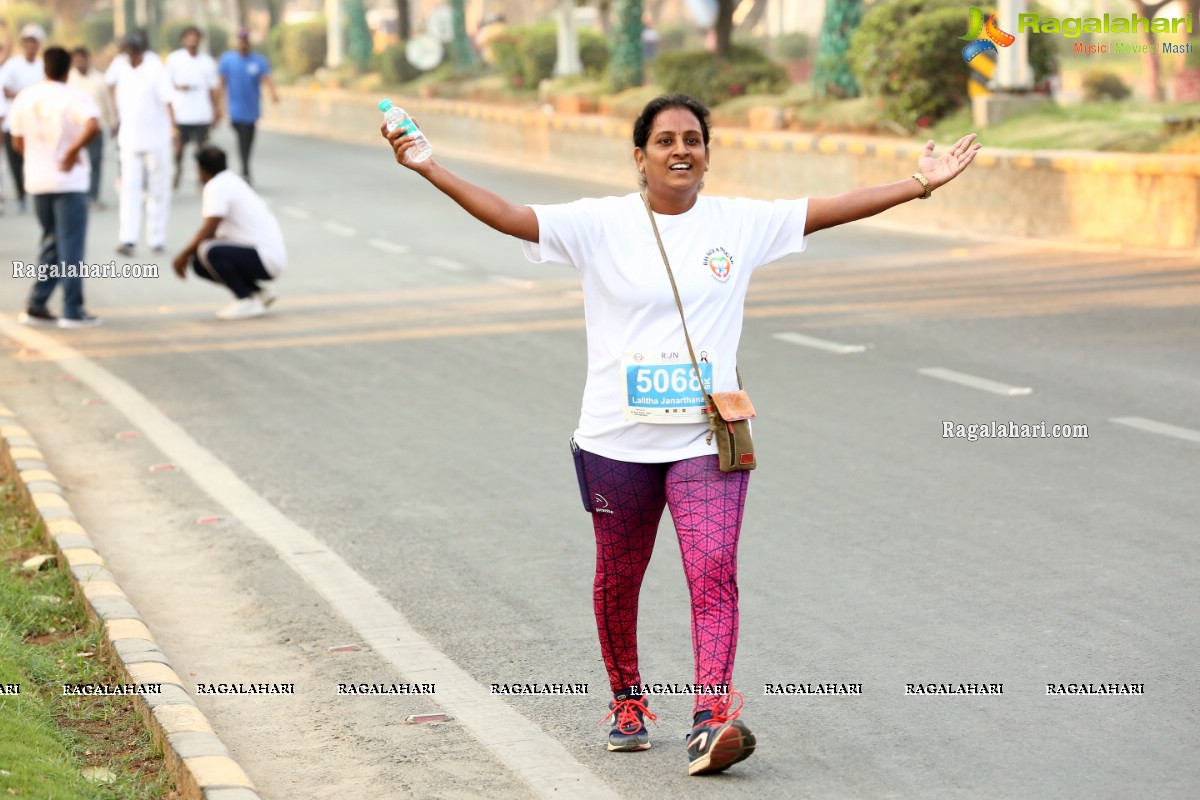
left=381, top=122, right=434, bottom=174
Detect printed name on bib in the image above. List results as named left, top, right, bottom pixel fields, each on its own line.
left=623, top=350, right=713, bottom=423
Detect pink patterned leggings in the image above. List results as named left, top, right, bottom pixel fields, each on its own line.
left=579, top=449, right=749, bottom=714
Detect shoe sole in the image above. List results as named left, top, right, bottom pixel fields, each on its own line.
left=688, top=722, right=756, bottom=776
left=18, top=315, right=59, bottom=328
left=606, top=741, right=651, bottom=752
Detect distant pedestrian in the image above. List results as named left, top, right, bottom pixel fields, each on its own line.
left=10, top=46, right=102, bottom=328
left=166, top=25, right=220, bottom=189
left=173, top=145, right=286, bottom=320
left=0, top=20, right=12, bottom=211
left=106, top=32, right=174, bottom=256
left=218, top=29, right=277, bottom=184
left=68, top=47, right=116, bottom=209
left=0, top=23, right=46, bottom=213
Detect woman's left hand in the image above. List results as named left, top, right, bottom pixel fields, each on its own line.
left=917, top=134, right=981, bottom=190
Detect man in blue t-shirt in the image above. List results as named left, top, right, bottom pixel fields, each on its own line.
left=217, top=28, right=277, bottom=184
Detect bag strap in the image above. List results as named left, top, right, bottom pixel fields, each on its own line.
left=640, top=192, right=741, bottom=401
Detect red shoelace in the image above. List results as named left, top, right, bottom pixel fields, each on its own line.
left=709, top=690, right=744, bottom=724
left=601, top=697, right=658, bottom=735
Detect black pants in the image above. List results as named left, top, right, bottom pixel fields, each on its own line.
left=5, top=131, right=26, bottom=202
left=231, top=122, right=256, bottom=180
left=192, top=240, right=271, bottom=299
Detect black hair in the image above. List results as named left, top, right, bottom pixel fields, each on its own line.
left=195, top=144, right=227, bottom=176
left=72, top=46, right=90, bottom=58
left=631, top=93, right=711, bottom=151
left=181, top=25, right=203, bottom=40
left=44, top=47, right=71, bottom=81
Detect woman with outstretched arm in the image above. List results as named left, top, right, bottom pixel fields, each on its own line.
left=381, top=93, right=979, bottom=776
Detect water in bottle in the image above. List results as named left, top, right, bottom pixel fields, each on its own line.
left=379, top=99, right=432, bottom=163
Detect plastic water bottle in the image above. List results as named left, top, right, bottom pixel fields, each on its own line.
left=379, top=99, right=432, bottom=163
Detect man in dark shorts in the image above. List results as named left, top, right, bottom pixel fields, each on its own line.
left=172, top=145, right=286, bottom=320
left=166, top=25, right=220, bottom=189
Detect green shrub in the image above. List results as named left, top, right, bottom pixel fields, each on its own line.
left=281, top=19, right=327, bottom=77
left=379, top=41, right=424, bottom=85
left=268, top=23, right=286, bottom=67
left=851, top=0, right=1057, bottom=128
left=208, top=23, right=230, bottom=57
left=4, top=2, right=52, bottom=36
left=489, top=22, right=608, bottom=89
left=81, top=11, right=113, bottom=55
left=658, top=22, right=701, bottom=54
left=1186, top=42, right=1200, bottom=69
left=521, top=22, right=558, bottom=86
left=580, top=29, right=609, bottom=76
left=490, top=32, right=524, bottom=87
left=656, top=45, right=788, bottom=107
left=775, top=32, right=813, bottom=60
left=1082, top=71, right=1131, bottom=101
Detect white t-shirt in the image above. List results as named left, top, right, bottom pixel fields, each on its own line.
left=524, top=193, right=808, bottom=463
left=0, top=56, right=45, bottom=131
left=201, top=171, right=287, bottom=276
left=7, top=80, right=99, bottom=195
left=105, top=54, right=172, bottom=152
left=165, top=49, right=218, bottom=124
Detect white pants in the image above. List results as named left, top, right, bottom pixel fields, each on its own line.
left=118, top=147, right=171, bottom=248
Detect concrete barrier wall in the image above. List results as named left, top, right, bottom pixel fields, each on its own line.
left=263, top=87, right=1200, bottom=252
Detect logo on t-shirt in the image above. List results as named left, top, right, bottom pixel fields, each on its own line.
left=704, top=247, right=733, bottom=284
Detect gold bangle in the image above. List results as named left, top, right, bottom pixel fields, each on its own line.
left=911, top=171, right=932, bottom=199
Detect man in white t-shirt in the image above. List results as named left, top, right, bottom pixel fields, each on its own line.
left=166, top=25, right=220, bottom=189
left=106, top=32, right=174, bottom=255
left=9, top=46, right=101, bottom=328
left=173, top=145, right=286, bottom=320
left=0, top=23, right=46, bottom=213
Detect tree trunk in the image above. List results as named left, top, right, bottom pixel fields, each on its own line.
left=1128, top=0, right=1171, bottom=101
left=738, top=0, right=769, bottom=32
left=714, top=0, right=734, bottom=57
left=397, top=0, right=411, bottom=41
left=609, top=0, right=644, bottom=91
left=449, top=0, right=474, bottom=71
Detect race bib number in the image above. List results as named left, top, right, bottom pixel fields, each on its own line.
left=623, top=351, right=714, bottom=423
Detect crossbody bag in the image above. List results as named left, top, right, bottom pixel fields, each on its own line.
left=641, top=193, right=757, bottom=472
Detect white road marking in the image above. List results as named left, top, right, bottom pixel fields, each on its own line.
left=918, top=367, right=1033, bottom=396
left=773, top=331, right=868, bottom=354
left=281, top=206, right=311, bottom=220
left=428, top=256, right=465, bottom=272
left=368, top=238, right=411, bottom=255
left=0, top=318, right=618, bottom=800
left=1110, top=417, right=1200, bottom=445
left=491, top=275, right=535, bottom=288
left=322, top=221, right=356, bottom=237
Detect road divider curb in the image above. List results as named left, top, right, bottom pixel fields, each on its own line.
left=0, top=401, right=262, bottom=800
left=264, top=87, right=1200, bottom=252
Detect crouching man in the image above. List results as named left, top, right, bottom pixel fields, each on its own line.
left=173, top=144, right=285, bottom=319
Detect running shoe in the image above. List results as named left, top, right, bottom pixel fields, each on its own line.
left=254, top=289, right=277, bottom=308
left=18, top=308, right=58, bottom=327
left=58, top=314, right=103, bottom=329
left=685, top=691, right=756, bottom=776
left=601, top=693, right=657, bottom=752
left=115, top=243, right=135, bottom=256
left=216, top=296, right=266, bottom=320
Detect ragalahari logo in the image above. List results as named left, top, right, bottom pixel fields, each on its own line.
left=961, top=7, right=1015, bottom=63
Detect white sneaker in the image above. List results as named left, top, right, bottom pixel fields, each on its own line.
left=215, top=296, right=266, bottom=320
left=254, top=289, right=276, bottom=308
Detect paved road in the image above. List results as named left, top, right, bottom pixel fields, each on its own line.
left=1, top=128, right=1198, bottom=799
